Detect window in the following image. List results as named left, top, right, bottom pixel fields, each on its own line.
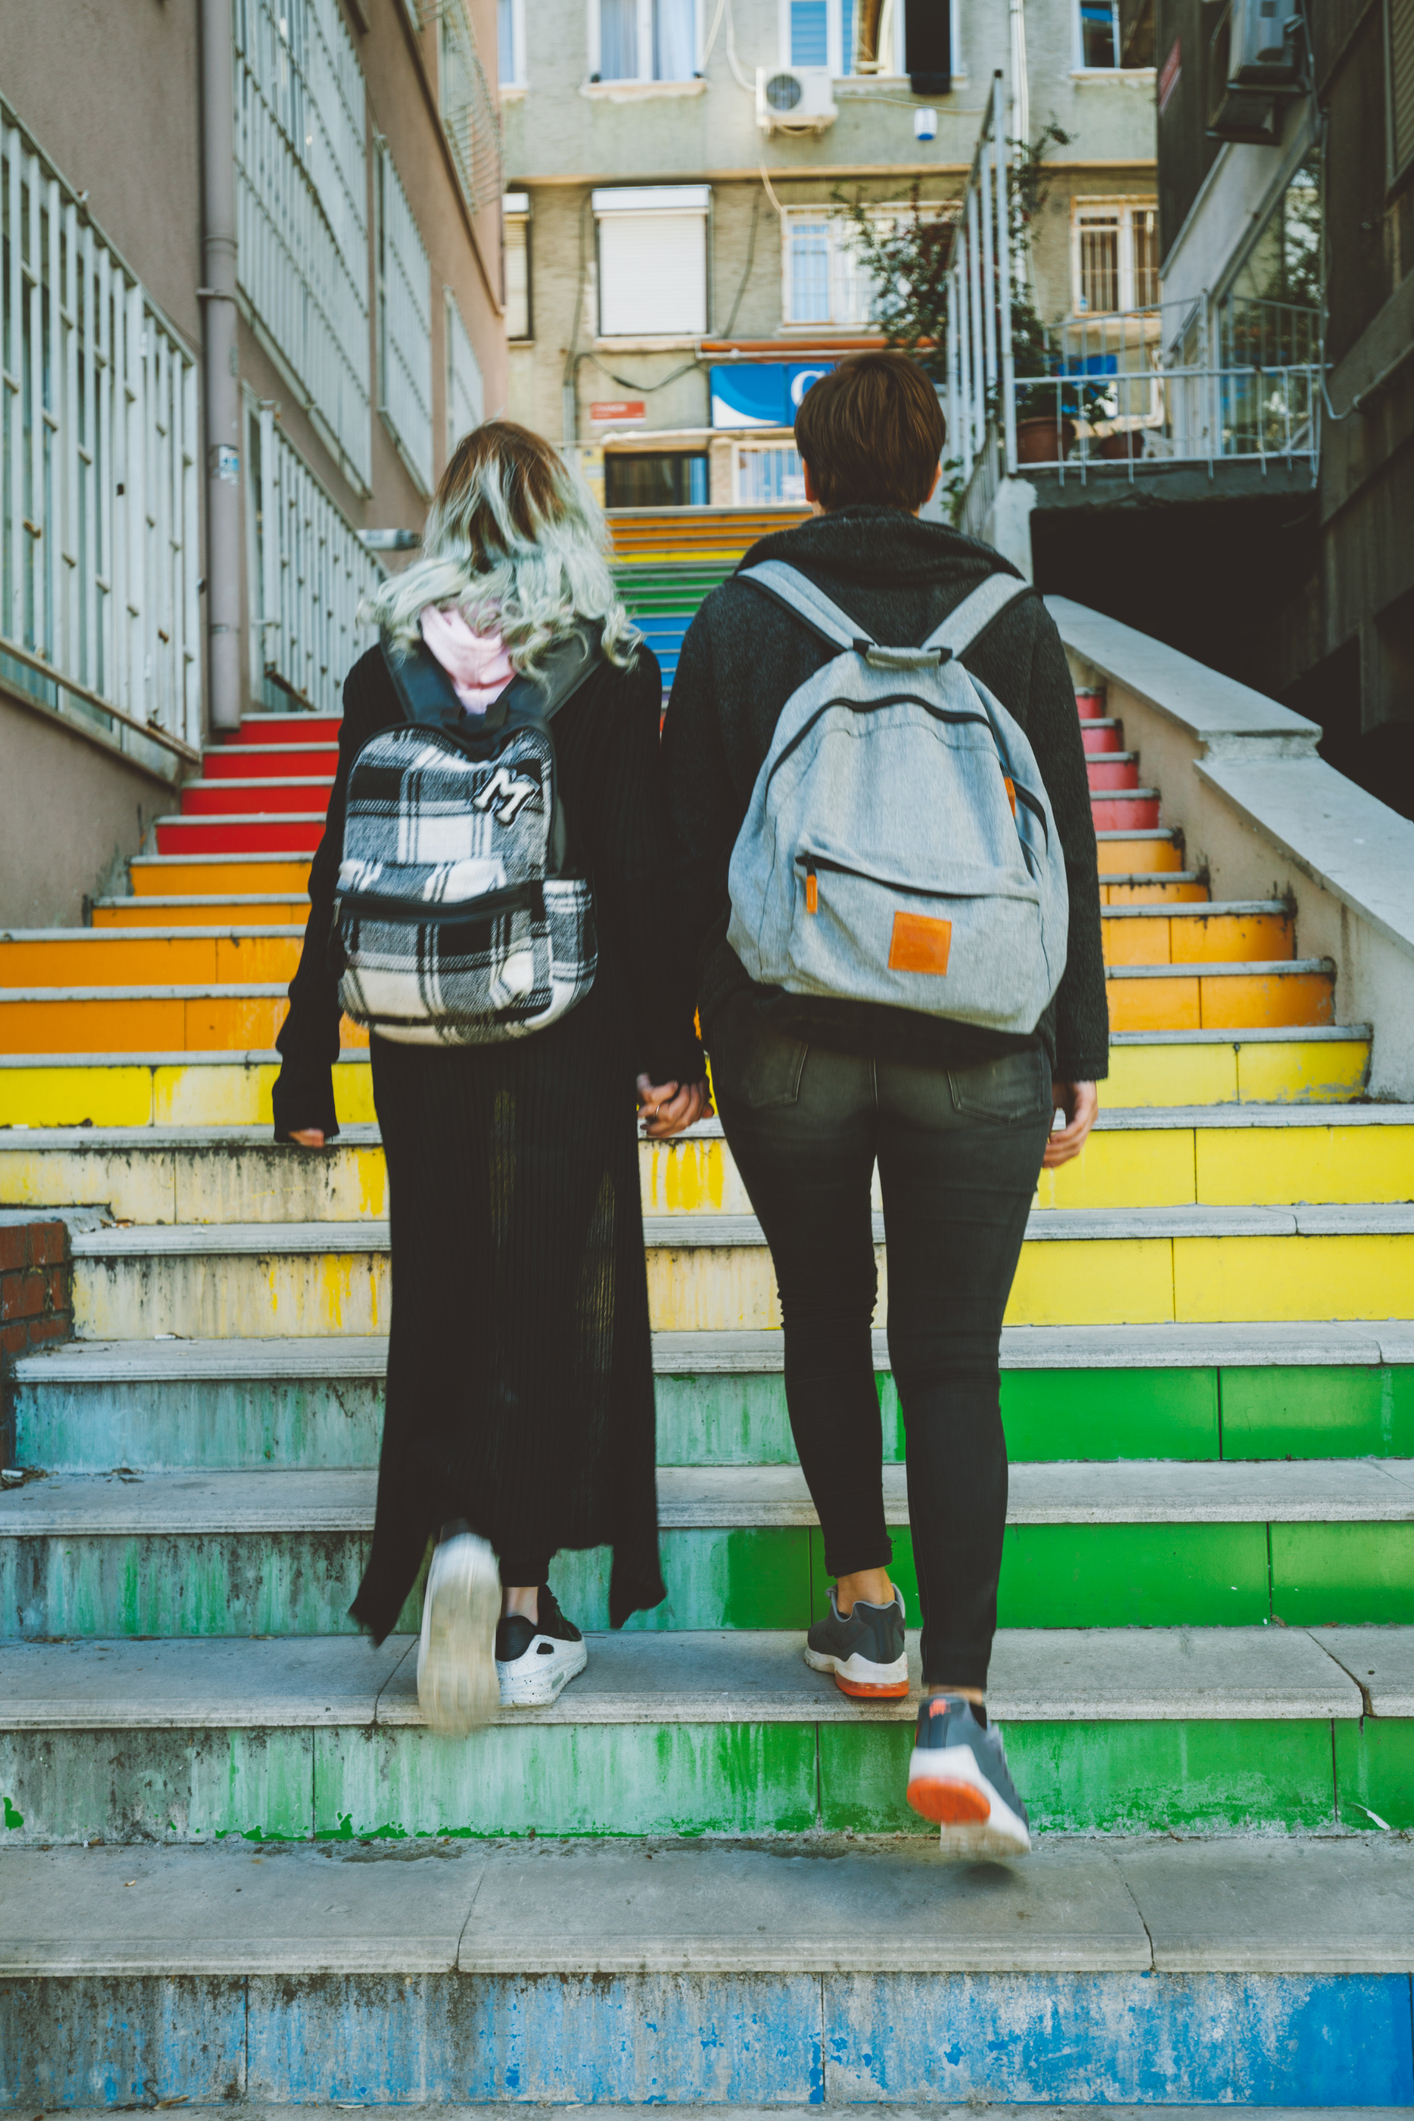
left=782, top=0, right=912, bottom=76
left=498, top=0, right=525, bottom=84
left=503, top=193, right=531, bottom=339
left=1390, top=0, right=1414, bottom=184
left=1071, top=201, right=1159, bottom=314
left=446, top=291, right=485, bottom=454
left=1077, top=1, right=1118, bottom=66
left=595, top=0, right=698, bottom=81
left=604, top=452, right=708, bottom=506
left=593, top=186, right=709, bottom=336
left=734, top=441, right=806, bottom=504
left=376, top=141, right=435, bottom=493
left=1216, top=148, right=1321, bottom=368
left=781, top=204, right=933, bottom=328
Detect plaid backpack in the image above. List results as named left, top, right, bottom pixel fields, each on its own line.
left=331, top=627, right=603, bottom=1045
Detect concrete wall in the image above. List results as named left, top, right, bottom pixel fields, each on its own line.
left=1051, top=597, right=1414, bottom=1102
left=0, top=694, right=174, bottom=929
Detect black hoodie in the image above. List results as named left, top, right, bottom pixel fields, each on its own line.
left=662, top=505, right=1110, bottom=1083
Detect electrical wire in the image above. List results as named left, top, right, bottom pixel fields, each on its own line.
left=718, top=189, right=762, bottom=339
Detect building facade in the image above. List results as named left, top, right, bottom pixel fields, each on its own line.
left=500, top=0, right=1157, bottom=511
left=1, top=0, right=505, bottom=922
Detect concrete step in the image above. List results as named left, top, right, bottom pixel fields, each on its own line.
left=14, top=1321, right=1414, bottom=1472
left=154, top=814, right=328, bottom=856
left=92, top=894, right=310, bottom=927
left=1106, top=958, right=1334, bottom=1032
left=131, top=854, right=313, bottom=895
left=3, top=1839, right=1411, bottom=2106
left=0, top=1626, right=1402, bottom=1843
left=0, top=929, right=303, bottom=987
left=6, top=1104, right=1414, bottom=1227
left=1100, top=902, right=1291, bottom=965
left=1096, top=827, right=1184, bottom=873
left=179, top=778, right=334, bottom=817
left=3, top=1461, right=1410, bottom=1638
left=1080, top=716, right=1123, bottom=751
left=1100, top=870, right=1209, bottom=903
left=51, top=1203, right=1414, bottom=1338
left=221, top=710, right=342, bottom=743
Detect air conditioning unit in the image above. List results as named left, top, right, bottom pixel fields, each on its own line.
left=1207, top=0, right=1305, bottom=144
left=756, top=66, right=837, bottom=136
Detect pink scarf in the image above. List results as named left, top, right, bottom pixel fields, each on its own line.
left=419, top=603, right=514, bottom=715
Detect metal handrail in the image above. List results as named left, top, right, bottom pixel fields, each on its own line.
left=0, top=636, right=201, bottom=766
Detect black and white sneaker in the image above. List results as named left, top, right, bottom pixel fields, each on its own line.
left=417, top=1520, right=501, bottom=1735
left=495, top=1584, right=588, bottom=1708
left=803, top=1584, right=909, bottom=1698
left=906, top=1693, right=1031, bottom=1856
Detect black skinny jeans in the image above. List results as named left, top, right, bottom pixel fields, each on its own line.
left=711, top=994, right=1053, bottom=1691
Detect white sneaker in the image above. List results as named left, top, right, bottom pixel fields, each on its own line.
left=416, top=1523, right=502, bottom=1734
left=495, top=1585, right=588, bottom=1707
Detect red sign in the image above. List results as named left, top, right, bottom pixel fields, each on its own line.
left=589, top=400, right=646, bottom=425
left=1158, top=38, right=1181, bottom=113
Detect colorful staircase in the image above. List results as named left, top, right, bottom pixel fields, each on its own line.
left=2, top=560, right=1413, bottom=2108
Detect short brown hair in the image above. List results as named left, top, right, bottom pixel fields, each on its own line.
left=793, top=352, right=945, bottom=512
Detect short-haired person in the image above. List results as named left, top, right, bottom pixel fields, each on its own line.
left=665, top=353, right=1108, bottom=1852
left=275, top=421, right=709, bottom=1728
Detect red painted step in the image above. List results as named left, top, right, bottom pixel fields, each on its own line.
left=180, top=778, right=334, bottom=817
left=1075, top=690, right=1107, bottom=719
left=221, top=714, right=343, bottom=746
left=1086, top=756, right=1140, bottom=792
left=202, top=745, right=340, bottom=780
left=155, top=814, right=329, bottom=856
left=1081, top=721, right=1123, bottom=754
left=1090, top=792, right=1161, bottom=830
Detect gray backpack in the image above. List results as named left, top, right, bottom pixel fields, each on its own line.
left=726, top=561, right=1069, bottom=1035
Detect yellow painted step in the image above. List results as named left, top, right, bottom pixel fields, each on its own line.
left=0, top=1030, right=1370, bottom=1131
left=92, top=896, right=310, bottom=929
left=1096, top=835, right=1182, bottom=875
left=130, top=857, right=313, bottom=897
left=1101, top=906, right=1291, bottom=967
left=0, top=990, right=362, bottom=1056
left=1100, top=877, right=1211, bottom=906
left=0, top=931, right=302, bottom=987
left=1106, top=960, right=1334, bottom=1033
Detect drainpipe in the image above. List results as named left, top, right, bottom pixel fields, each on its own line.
left=200, top=0, right=243, bottom=731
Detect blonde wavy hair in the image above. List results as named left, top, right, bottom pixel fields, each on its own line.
left=364, top=419, right=638, bottom=677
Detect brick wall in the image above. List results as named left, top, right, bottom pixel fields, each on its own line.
left=0, top=1217, right=73, bottom=1361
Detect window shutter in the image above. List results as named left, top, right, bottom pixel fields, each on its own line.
left=594, top=188, right=709, bottom=337
left=1392, top=0, right=1414, bottom=181
left=905, top=0, right=951, bottom=93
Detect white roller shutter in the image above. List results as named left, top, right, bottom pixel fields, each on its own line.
left=593, top=186, right=709, bottom=338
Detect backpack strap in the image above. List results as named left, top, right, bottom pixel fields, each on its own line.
left=380, top=622, right=603, bottom=753
left=738, top=561, right=876, bottom=654
left=921, top=574, right=1034, bottom=661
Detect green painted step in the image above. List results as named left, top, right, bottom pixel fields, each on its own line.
left=4, top=1462, right=1411, bottom=1639
left=13, top=1324, right=1414, bottom=1471
left=1, top=1625, right=1401, bottom=1842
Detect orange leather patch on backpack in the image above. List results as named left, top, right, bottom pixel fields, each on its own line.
left=888, top=911, right=952, bottom=975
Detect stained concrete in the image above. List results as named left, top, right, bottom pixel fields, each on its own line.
left=1118, top=1836, right=1414, bottom=1972
left=1311, top=1625, right=1414, bottom=1715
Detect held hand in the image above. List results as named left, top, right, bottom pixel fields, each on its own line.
left=637, top=1073, right=715, bottom=1139
left=1041, top=1080, right=1098, bottom=1169
left=288, top=1129, right=327, bottom=1149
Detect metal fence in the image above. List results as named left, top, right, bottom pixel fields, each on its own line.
left=434, top=0, right=503, bottom=221
left=234, top=0, right=372, bottom=491
left=1, top=98, right=202, bottom=768
left=444, top=287, right=484, bottom=454
left=376, top=141, right=434, bottom=494
left=248, top=403, right=382, bottom=715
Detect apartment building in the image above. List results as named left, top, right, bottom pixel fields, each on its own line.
left=0, top=0, right=504, bottom=922
left=499, top=0, right=1157, bottom=511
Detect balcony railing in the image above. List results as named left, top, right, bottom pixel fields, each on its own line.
left=0, top=98, right=202, bottom=770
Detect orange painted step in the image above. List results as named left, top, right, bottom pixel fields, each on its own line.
left=1101, top=904, right=1292, bottom=967
left=1105, top=958, right=1334, bottom=1032
left=180, top=778, right=334, bottom=817
left=91, top=895, right=310, bottom=929
left=155, top=815, right=327, bottom=855
left=0, top=987, right=366, bottom=1055
left=1096, top=832, right=1183, bottom=875
left=131, top=856, right=314, bottom=896
left=1086, top=755, right=1140, bottom=791
left=202, top=745, right=340, bottom=779
left=0, top=930, right=303, bottom=987
left=221, top=713, right=342, bottom=745
left=1081, top=721, right=1123, bottom=754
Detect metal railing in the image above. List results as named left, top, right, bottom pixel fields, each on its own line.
left=249, top=404, right=383, bottom=716
left=233, top=0, right=372, bottom=491
left=1, top=99, right=202, bottom=769
left=444, top=288, right=484, bottom=452
left=409, top=0, right=502, bottom=222
left=376, top=141, right=434, bottom=495
left=943, top=73, right=1016, bottom=483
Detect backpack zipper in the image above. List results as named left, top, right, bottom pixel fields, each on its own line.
left=338, top=879, right=547, bottom=925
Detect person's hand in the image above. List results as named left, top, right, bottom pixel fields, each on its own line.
left=287, top=1129, right=327, bottom=1148
left=637, top=1074, right=714, bottom=1139
left=1041, top=1081, right=1098, bottom=1169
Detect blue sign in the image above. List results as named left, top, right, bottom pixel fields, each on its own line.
left=710, top=361, right=836, bottom=429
